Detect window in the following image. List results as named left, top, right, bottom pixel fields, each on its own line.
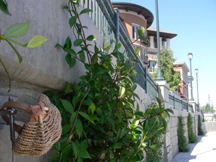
left=132, top=24, right=139, bottom=40
left=149, top=60, right=156, bottom=72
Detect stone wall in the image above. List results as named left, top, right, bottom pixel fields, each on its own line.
left=0, top=0, right=104, bottom=161
left=202, top=122, right=216, bottom=132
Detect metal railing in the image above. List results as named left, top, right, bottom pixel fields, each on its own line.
left=195, top=103, right=200, bottom=112
left=80, top=0, right=159, bottom=97
left=169, top=94, right=193, bottom=112
left=147, top=73, right=158, bottom=98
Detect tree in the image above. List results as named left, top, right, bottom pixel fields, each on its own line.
left=201, top=103, right=214, bottom=113
left=153, top=48, right=181, bottom=91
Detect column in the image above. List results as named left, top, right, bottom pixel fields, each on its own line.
left=162, top=41, right=165, bottom=48
left=166, top=38, right=170, bottom=49
left=150, top=36, right=154, bottom=48
left=156, top=80, right=171, bottom=161
left=160, top=37, right=162, bottom=49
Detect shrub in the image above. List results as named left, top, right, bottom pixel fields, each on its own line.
left=145, top=102, right=166, bottom=162
left=178, top=116, right=189, bottom=152
left=47, top=1, right=174, bottom=161
left=188, top=113, right=198, bottom=143
left=198, top=115, right=204, bottom=135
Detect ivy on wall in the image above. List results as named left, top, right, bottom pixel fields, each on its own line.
left=198, top=115, right=204, bottom=135
left=178, top=116, right=189, bottom=152
left=187, top=113, right=198, bottom=143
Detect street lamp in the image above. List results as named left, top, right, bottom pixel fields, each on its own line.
left=195, top=68, right=199, bottom=105
left=155, top=0, right=164, bottom=81
left=188, top=53, right=194, bottom=101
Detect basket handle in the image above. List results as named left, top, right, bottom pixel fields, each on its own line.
left=1, top=101, right=48, bottom=133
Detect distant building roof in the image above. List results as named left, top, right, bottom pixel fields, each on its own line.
left=173, top=61, right=189, bottom=72
left=147, top=26, right=177, bottom=39
left=112, top=2, right=154, bottom=28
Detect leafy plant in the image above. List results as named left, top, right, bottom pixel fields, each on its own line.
left=146, top=102, right=165, bottom=162
left=0, top=0, right=11, bottom=16
left=187, top=113, right=198, bottom=143
left=198, top=115, right=204, bottom=135
left=0, top=8, right=48, bottom=92
left=152, top=48, right=181, bottom=91
left=178, top=116, right=189, bottom=152
left=47, top=1, right=173, bottom=161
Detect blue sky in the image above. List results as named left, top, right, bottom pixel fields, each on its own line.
left=113, top=0, right=216, bottom=107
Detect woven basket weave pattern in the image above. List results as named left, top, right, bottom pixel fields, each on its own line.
left=13, top=94, right=62, bottom=156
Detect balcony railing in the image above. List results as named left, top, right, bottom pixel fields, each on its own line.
left=80, top=0, right=158, bottom=98
left=169, top=94, right=194, bottom=112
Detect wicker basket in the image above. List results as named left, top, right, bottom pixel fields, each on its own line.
left=1, top=94, right=62, bottom=156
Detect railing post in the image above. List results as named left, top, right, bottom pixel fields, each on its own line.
left=187, top=103, right=189, bottom=112
left=181, top=99, right=183, bottom=111
left=145, top=67, right=148, bottom=93
left=114, top=8, right=119, bottom=51
left=173, top=95, right=175, bottom=109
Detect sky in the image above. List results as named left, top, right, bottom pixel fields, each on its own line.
left=112, top=0, right=216, bottom=107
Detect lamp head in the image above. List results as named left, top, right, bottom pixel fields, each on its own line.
left=195, top=68, right=199, bottom=74
left=188, top=53, right=193, bottom=60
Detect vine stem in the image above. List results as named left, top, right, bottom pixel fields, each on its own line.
left=58, top=74, right=92, bottom=162
left=0, top=57, right=11, bottom=92
left=1, top=36, right=26, bottom=47
left=70, top=2, right=91, bottom=64
left=82, top=130, right=98, bottom=157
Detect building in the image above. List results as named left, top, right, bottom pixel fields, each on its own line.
left=112, top=2, right=153, bottom=66
left=173, top=61, right=190, bottom=101
left=147, top=26, right=177, bottom=72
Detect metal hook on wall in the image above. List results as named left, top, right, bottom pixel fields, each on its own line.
left=0, top=97, right=16, bottom=162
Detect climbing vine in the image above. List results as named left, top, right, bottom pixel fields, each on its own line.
left=187, top=113, right=198, bottom=143
left=198, top=115, right=204, bottom=135
left=178, top=116, right=189, bottom=152
left=46, top=0, right=174, bottom=161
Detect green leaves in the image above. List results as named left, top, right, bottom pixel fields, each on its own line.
left=4, top=21, right=29, bottom=38
left=79, top=51, right=85, bottom=62
left=88, top=103, right=96, bottom=115
left=26, top=35, right=48, bottom=48
left=65, top=53, right=76, bottom=69
left=74, top=39, right=83, bottom=46
left=61, top=99, right=74, bottom=114
left=1, top=21, right=48, bottom=92
left=69, top=16, right=76, bottom=28
left=86, top=35, right=96, bottom=41
left=79, top=8, right=92, bottom=15
left=0, top=0, right=11, bottom=16
left=49, top=3, right=175, bottom=162
left=137, top=28, right=145, bottom=37
left=134, top=47, right=140, bottom=55
left=119, top=86, right=125, bottom=97
left=5, top=40, right=22, bottom=63
left=79, top=112, right=95, bottom=124
left=113, top=143, right=122, bottom=149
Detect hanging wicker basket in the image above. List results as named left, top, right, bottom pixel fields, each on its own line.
left=1, top=94, right=62, bottom=156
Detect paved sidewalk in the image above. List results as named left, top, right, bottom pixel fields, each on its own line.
left=172, top=132, right=216, bottom=162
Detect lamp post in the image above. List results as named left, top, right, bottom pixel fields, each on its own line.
left=188, top=53, right=194, bottom=101
left=155, top=0, right=164, bottom=81
left=195, top=68, right=199, bottom=105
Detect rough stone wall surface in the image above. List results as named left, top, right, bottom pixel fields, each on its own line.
left=166, top=109, right=189, bottom=162
left=202, top=122, right=216, bottom=132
